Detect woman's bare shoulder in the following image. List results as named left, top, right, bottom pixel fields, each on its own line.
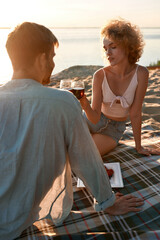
left=136, top=65, right=149, bottom=89
left=94, top=66, right=110, bottom=79
left=137, top=65, right=149, bottom=78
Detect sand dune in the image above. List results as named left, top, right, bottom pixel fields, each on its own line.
left=49, top=65, right=160, bottom=129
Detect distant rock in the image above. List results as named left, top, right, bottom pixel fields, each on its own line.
left=49, top=65, right=103, bottom=87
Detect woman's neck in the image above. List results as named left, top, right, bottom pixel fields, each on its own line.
left=111, top=62, right=136, bottom=78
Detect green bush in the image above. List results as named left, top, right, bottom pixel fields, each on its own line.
left=149, top=60, right=160, bottom=66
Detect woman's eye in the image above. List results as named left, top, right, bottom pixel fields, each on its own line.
left=112, top=46, right=116, bottom=49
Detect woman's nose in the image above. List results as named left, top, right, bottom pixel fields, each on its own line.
left=105, top=49, right=111, bottom=56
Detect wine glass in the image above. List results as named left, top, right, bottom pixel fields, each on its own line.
left=71, top=80, right=85, bottom=100
left=60, top=79, right=72, bottom=91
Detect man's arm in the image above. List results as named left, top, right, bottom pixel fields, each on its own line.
left=67, top=102, right=115, bottom=210
left=66, top=103, right=144, bottom=213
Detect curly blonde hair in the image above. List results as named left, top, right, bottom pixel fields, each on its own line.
left=101, top=19, right=145, bottom=64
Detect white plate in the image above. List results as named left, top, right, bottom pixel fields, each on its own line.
left=77, top=162, right=124, bottom=188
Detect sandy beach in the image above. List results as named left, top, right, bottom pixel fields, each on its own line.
left=49, top=65, right=160, bottom=130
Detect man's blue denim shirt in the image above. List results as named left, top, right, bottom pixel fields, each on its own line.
left=0, top=79, right=115, bottom=240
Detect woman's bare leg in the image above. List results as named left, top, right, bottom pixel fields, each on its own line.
left=92, top=133, right=117, bottom=156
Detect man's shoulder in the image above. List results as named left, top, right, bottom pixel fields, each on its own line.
left=40, top=86, right=76, bottom=102
left=40, top=86, right=81, bottom=113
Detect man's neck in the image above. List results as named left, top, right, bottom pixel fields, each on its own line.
left=12, top=70, right=42, bottom=83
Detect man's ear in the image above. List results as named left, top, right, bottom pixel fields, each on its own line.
left=34, top=53, right=46, bottom=83
left=34, top=52, right=46, bottom=72
left=38, top=53, right=46, bottom=71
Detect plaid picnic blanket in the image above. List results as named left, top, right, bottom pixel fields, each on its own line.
left=17, top=123, right=160, bottom=240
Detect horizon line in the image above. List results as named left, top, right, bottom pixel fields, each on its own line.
left=0, top=26, right=160, bottom=29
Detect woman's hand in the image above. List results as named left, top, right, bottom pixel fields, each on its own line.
left=105, top=193, right=144, bottom=215
left=136, top=146, right=160, bottom=156
left=79, top=94, right=90, bottom=111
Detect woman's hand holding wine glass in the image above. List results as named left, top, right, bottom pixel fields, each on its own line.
left=60, top=79, right=85, bottom=100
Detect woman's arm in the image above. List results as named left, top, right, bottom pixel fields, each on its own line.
left=80, top=69, right=104, bottom=124
left=130, top=66, right=160, bottom=155
left=129, top=66, right=148, bottom=152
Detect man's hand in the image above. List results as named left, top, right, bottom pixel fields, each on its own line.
left=105, top=193, right=144, bottom=215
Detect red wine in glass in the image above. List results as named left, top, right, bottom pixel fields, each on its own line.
left=71, top=81, right=85, bottom=99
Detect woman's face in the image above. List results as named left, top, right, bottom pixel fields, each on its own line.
left=103, top=37, right=128, bottom=66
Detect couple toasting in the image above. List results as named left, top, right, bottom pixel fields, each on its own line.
left=0, top=19, right=159, bottom=239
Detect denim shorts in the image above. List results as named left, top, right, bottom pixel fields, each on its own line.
left=83, top=112, right=126, bottom=144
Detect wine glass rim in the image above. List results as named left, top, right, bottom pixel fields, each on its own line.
left=71, top=80, right=84, bottom=87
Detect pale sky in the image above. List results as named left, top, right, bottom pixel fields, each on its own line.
left=0, top=0, right=160, bottom=28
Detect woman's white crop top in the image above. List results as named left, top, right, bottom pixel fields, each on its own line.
left=101, top=65, right=138, bottom=118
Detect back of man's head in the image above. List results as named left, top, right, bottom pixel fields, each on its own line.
left=6, top=22, right=59, bottom=70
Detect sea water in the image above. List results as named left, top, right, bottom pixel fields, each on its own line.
left=0, top=27, right=160, bottom=84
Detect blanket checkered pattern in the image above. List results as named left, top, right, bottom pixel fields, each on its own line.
left=16, top=123, right=160, bottom=240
